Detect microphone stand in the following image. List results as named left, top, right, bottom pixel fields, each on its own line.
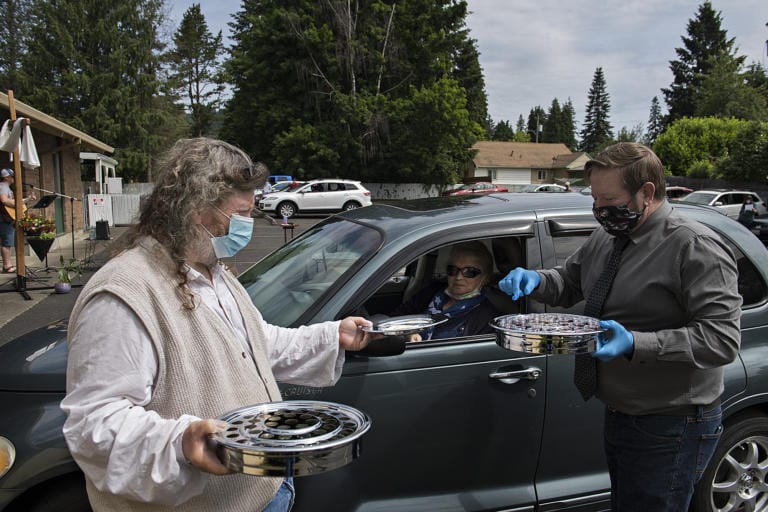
left=32, top=186, right=79, bottom=260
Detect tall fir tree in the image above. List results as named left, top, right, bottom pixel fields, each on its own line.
left=579, top=67, right=613, bottom=154
left=695, top=54, right=768, bottom=121
left=541, top=98, right=561, bottom=143
left=19, top=0, right=181, bottom=180
left=645, top=96, right=664, bottom=146
left=662, top=1, right=745, bottom=124
left=561, top=98, right=577, bottom=150
left=222, top=1, right=486, bottom=183
left=167, top=3, right=226, bottom=137
left=526, top=106, right=545, bottom=142
left=491, top=120, right=514, bottom=141
left=514, top=114, right=530, bottom=142
left=0, top=0, right=31, bottom=92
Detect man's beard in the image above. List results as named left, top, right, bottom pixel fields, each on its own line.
left=186, top=226, right=218, bottom=267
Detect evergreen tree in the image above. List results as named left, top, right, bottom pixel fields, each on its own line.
left=0, top=0, right=31, bottom=91
left=19, top=0, right=180, bottom=181
left=662, top=1, right=745, bottom=124
left=579, top=67, right=613, bottom=154
left=491, top=120, right=514, bottom=141
left=645, top=96, right=664, bottom=146
left=695, top=55, right=768, bottom=121
left=222, top=1, right=486, bottom=183
left=561, top=98, right=577, bottom=150
left=541, top=98, right=561, bottom=143
left=167, top=3, right=226, bottom=137
left=616, top=124, right=644, bottom=143
left=514, top=114, right=530, bottom=142
left=526, top=106, right=545, bottom=142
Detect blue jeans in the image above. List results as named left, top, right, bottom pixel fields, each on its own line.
left=262, top=477, right=295, bottom=512
left=604, top=404, right=723, bottom=511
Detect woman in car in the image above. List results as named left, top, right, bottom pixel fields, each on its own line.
left=391, top=241, right=500, bottom=340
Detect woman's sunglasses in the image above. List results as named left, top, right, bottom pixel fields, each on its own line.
left=446, top=265, right=482, bottom=278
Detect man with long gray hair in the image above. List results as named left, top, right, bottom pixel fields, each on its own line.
left=61, top=137, right=372, bottom=511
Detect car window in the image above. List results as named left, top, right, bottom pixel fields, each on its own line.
left=552, top=235, right=589, bottom=267
left=681, top=192, right=718, bottom=205
left=239, top=218, right=381, bottom=326
left=362, top=236, right=525, bottom=343
left=718, top=238, right=767, bottom=307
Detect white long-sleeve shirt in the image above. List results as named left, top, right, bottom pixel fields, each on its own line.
left=61, top=264, right=344, bottom=506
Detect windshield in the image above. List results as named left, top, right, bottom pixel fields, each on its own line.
left=679, top=191, right=717, bottom=205
left=521, top=184, right=539, bottom=192
left=238, top=218, right=381, bottom=326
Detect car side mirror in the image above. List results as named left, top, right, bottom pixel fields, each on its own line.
left=357, top=336, right=406, bottom=357
left=714, top=201, right=724, bottom=207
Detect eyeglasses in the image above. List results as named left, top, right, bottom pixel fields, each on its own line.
left=446, top=265, right=482, bottom=278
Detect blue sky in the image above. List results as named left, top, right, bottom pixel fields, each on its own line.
left=168, top=0, right=768, bottom=135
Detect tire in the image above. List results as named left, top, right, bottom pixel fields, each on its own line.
left=691, top=414, right=768, bottom=511
left=342, top=201, right=361, bottom=211
left=277, top=202, right=297, bottom=218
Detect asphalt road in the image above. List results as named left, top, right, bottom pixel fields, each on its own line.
left=0, top=212, right=322, bottom=346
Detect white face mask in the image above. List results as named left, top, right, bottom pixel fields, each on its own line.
left=203, top=208, right=254, bottom=258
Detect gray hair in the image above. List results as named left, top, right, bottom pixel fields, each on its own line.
left=121, top=137, right=267, bottom=307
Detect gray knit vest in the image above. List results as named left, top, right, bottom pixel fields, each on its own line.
left=68, top=238, right=283, bottom=511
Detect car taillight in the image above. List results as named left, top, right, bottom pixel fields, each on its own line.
left=364, top=192, right=370, bottom=196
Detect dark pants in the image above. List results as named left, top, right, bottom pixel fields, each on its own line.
left=604, top=404, right=723, bottom=511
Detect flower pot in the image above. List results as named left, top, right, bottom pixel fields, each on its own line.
left=54, top=282, right=71, bottom=294
left=26, top=237, right=55, bottom=261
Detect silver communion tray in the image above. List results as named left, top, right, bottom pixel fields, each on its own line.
left=490, top=313, right=604, bottom=355
left=361, top=313, right=449, bottom=336
left=213, top=400, right=372, bottom=477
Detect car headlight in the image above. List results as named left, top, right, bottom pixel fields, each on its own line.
left=0, top=436, right=15, bottom=478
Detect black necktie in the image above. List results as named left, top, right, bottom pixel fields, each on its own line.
left=574, top=236, right=630, bottom=400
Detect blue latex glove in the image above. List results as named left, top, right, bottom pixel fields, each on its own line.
left=593, top=319, right=634, bottom=362
left=498, top=268, right=541, bottom=300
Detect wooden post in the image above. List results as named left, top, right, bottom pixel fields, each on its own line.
left=7, top=90, right=29, bottom=297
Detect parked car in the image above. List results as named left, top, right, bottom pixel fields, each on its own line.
left=2, top=193, right=768, bottom=512
left=442, top=182, right=509, bottom=196
left=258, top=179, right=372, bottom=218
left=521, top=183, right=567, bottom=193
left=271, top=180, right=305, bottom=193
left=267, top=174, right=293, bottom=185
left=678, top=189, right=768, bottom=219
left=666, top=185, right=693, bottom=200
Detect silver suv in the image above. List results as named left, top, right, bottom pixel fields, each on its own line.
left=678, top=189, right=767, bottom=219
left=258, top=179, right=372, bottom=218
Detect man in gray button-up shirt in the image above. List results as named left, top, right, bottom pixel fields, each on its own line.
left=498, top=142, right=741, bottom=511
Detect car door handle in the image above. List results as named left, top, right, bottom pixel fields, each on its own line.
left=489, top=367, right=542, bottom=384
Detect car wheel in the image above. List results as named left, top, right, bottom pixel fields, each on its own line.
left=342, top=201, right=361, bottom=211
left=691, top=414, right=768, bottom=511
left=277, top=202, right=297, bottom=218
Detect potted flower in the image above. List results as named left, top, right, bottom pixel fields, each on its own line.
left=18, top=214, right=56, bottom=238
left=54, top=255, right=82, bottom=294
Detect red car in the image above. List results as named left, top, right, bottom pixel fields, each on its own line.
left=443, top=182, right=509, bottom=196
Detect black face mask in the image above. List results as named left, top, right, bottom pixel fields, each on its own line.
left=592, top=195, right=645, bottom=237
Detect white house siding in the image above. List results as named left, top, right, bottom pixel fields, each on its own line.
left=489, top=169, right=531, bottom=185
